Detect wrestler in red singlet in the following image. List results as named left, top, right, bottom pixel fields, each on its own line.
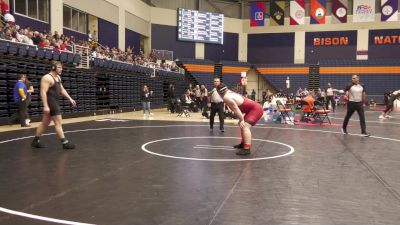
left=217, top=84, right=263, bottom=155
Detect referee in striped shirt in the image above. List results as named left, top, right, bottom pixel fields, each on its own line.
left=209, top=78, right=225, bottom=132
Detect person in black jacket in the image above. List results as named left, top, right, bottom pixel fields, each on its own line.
left=141, top=85, right=153, bottom=116
left=167, top=84, right=176, bottom=113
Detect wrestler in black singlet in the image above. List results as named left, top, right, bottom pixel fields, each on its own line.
left=47, top=74, right=61, bottom=116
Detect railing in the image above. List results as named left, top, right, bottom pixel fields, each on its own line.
left=74, top=45, right=90, bottom=69
left=152, top=49, right=173, bottom=61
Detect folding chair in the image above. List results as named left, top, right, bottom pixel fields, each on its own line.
left=276, top=100, right=293, bottom=124
left=312, top=100, right=331, bottom=124
left=176, top=99, right=190, bottom=117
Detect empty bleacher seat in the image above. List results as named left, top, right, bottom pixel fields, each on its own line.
left=18, top=45, right=28, bottom=57
left=8, top=42, right=19, bottom=55
left=27, top=46, right=37, bottom=57
left=0, top=40, right=8, bottom=54
left=60, top=51, right=68, bottom=63
left=67, top=52, right=74, bottom=63
left=52, top=51, right=60, bottom=61
left=45, top=49, right=53, bottom=60
left=73, top=54, right=81, bottom=64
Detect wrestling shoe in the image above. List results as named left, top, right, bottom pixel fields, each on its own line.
left=236, top=148, right=251, bottom=155
left=233, top=143, right=243, bottom=148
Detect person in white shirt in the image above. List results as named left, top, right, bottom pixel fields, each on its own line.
left=342, top=75, right=370, bottom=137
left=325, top=82, right=336, bottom=112
left=379, top=90, right=400, bottom=119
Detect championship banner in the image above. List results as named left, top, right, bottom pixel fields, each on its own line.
left=331, top=0, right=347, bottom=23
left=353, top=0, right=375, bottom=22
left=310, top=0, right=326, bottom=24
left=270, top=1, right=285, bottom=26
left=381, top=0, right=398, bottom=22
left=250, top=2, right=266, bottom=27
left=290, top=0, right=305, bottom=25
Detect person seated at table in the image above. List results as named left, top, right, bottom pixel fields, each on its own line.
left=301, top=90, right=316, bottom=121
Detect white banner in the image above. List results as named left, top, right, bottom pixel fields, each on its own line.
left=353, top=0, right=375, bottom=22
left=290, top=0, right=305, bottom=25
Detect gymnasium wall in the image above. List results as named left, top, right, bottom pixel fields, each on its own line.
left=247, top=33, right=295, bottom=64
left=204, top=32, right=239, bottom=62
left=368, top=29, right=400, bottom=60
left=151, top=24, right=195, bottom=59
left=305, top=31, right=357, bottom=64
left=98, top=18, right=119, bottom=49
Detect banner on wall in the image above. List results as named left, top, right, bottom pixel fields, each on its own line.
left=381, top=0, right=398, bottom=22
left=353, top=0, right=375, bottom=22
left=290, top=0, right=305, bottom=25
left=250, top=2, right=266, bottom=27
left=310, top=0, right=326, bottom=24
left=331, top=0, right=348, bottom=23
left=270, top=1, right=285, bottom=26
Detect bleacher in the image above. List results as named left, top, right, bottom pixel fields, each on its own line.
left=0, top=48, right=189, bottom=125
left=179, top=59, right=215, bottom=89
left=0, top=39, right=81, bottom=65
left=256, top=64, right=309, bottom=93
left=319, top=61, right=400, bottom=102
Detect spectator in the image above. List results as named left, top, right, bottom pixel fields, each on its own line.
left=21, top=31, right=33, bottom=45
left=251, top=89, right=256, bottom=101
left=0, top=0, right=9, bottom=15
left=141, top=85, right=153, bottom=116
left=24, top=76, right=34, bottom=126
left=167, top=84, right=176, bottom=113
left=10, top=74, right=29, bottom=127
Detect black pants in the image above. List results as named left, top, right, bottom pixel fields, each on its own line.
left=326, top=96, right=335, bottom=111
left=168, top=98, right=175, bottom=113
left=210, top=102, right=224, bottom=130
left=343, top=101, right=366, bottom=133
left=10, top=100, right=28, bottom=126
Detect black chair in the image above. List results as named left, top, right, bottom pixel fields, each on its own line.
left=176, top=99, right=190, bottom=117
left=313, top=100, right=331, bottom=124
left=276, top=100, right=293, bottom=124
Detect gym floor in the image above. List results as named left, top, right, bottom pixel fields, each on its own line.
left=0, top=106, right=399, bottom=225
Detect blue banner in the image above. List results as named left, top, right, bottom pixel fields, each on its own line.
left=250, top=2, right=265, bottom=27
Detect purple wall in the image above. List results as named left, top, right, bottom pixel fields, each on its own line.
left=248, top=33, right=295, bottom=64
left=125, top=29, right=141, bottom=54
left=305, top=31, right=357, bottom=64
left=151, top=24, right=195, bottom=59
left=369, top=29, right=400, bottom=60
left=98, top=18, right=118, bottom=49
left=204, top=32, right=238, bottom=62
left=63, top=29, right=88, bottom=42
left=10, top=0, right=50, bottom=33
left=12, top=14, right=50, bottom=33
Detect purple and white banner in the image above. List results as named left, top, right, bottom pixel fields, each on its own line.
left=332, top=0, right=347, bottom=23
left=381, top=0, right=398, bottom=22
